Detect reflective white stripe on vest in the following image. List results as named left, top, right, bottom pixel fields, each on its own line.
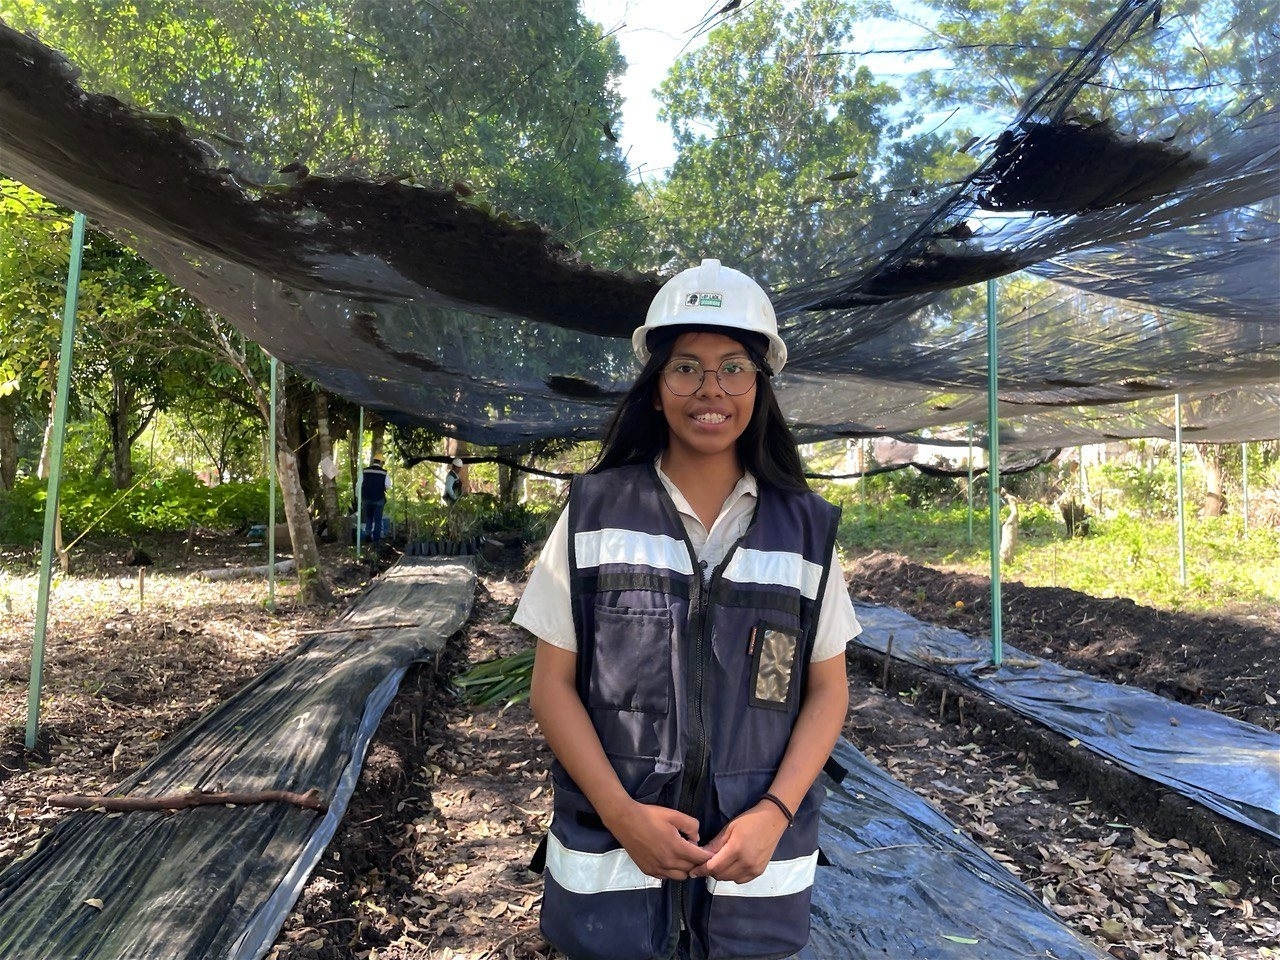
left=546, top=832, right=663, bottom=894
left=706, top=851, right=818, bottom=898
left=723, top=548, right=824, bottom=600
left=575, top=528, right=694, bottom=576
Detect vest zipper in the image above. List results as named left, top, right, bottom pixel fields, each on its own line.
left=678, top=549, right=741, bottom=958
left=676, top=569, right=708, bottom=950
left=679, top=570, right=709, bottom=817
left=677, top=532, right=746, bottom=822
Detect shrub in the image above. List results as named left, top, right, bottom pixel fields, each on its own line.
left=1093, top=460, right=1205, bottom=518
left=0, top=471, right=271, bottom=542
left=0, top=477, right=44, bottom=543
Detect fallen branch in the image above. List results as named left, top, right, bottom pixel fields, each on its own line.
left=999, top=656, right=1042, bottom=669
left=477, top=925, right=542, bottom=960
left=49, top=787, right=328, bottom=813
left=919, top=653, right=981, bottom=666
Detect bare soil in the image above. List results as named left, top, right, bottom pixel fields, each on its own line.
left=1, top=535, right=1277, bottom=960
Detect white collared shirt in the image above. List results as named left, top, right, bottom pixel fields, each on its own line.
left=513, top=462, right=860, bottom=661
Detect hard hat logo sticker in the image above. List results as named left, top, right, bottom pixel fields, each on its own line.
left=696, top=293, right=723, bottom=308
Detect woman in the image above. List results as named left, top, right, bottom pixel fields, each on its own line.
left=515, top=259, right=860, bottom=960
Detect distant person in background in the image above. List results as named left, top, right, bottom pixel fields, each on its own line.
left=361, top=455, right=391, bottom=542
left=443, top=457, right=463, bottom=505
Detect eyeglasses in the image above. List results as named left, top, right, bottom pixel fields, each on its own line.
left=661, top=358, right=760, bottom=396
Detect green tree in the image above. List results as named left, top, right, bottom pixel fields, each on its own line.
left=71, top=233, right=205, bottom=487
left=911, top=0, right=1277, bottom=138
left=0, top=180, right=68, bottom=487
left=646, top=0, right=902, bottom=284
left=0, top=182, right=206, bottom=489
left=1, top=0, right=642, bottom=264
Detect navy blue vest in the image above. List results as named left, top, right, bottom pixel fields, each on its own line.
left=541, top=462, right=840, bottom=960
left=360, top=465, right=388, bottom=502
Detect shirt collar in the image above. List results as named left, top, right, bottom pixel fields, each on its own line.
left=654, top=456, right=758, bottom=521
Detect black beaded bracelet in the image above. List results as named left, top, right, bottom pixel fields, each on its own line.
left=760, top=791, right=794, bottom=826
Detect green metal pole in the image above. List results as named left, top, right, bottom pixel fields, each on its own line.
left=859, top=438, right=867, bottom=524
left=354, top=407, right=365, bottom=560
left=27, top=211, right=87, bottom=751
left=986, top=278, right=1003, bottom=665
left=267, top=356, right=278, bottom=612
left=1241, top=442, right=1249, bottom=536
left=966, top=422, right=975, bottom=544
left=1174, top=394, right=1187, bottom=586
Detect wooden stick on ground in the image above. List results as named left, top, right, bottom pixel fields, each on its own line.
left=881, top=633, right=895, bottom=690
left=48, top=787, right=328, bottom=813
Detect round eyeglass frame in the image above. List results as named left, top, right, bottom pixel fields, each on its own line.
left=660, top=358, right=760, bottom=397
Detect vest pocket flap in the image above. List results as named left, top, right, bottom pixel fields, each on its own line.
left=711, top=769, right=773, bottom=822
left=611, top=757, right=683, bottom=805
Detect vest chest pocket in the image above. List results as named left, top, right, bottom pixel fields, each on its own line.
left=589, top=606, right=672, bottom=714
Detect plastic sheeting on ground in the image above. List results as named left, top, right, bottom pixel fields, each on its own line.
left=0, top=558, right=475, bottom=960
left=802, top=739, right=1109, bottom=959
left=852, top=603, right=1280, bottom=842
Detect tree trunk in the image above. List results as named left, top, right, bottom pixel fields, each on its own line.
left=0, top=393, right=17, bottom=490
left=347, top=418, right=362, bottom=510
left=38, top=392, right=54, bottom=480
left=107, top=369, right=133, bottom=488
left=447, top=437, right=470, bottom=494
left=497, top=447, right=521, bottom=504
left=283, top=375, right=318, bottom=508
left=313, top=390, right=341, bottom=537
left=1194, top=443, right=1226, bottom=517
left=110, top=407, right=134, bottom=488
left=273, top=376, right=332, bottom=604
left=370, top=416, right=386, bottom=462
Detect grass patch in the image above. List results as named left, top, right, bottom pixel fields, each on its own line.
left=826, top=486, right=1279, bottom=614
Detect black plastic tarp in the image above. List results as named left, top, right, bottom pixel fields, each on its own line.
left=0, top=13, right=1276, bottom=450
left=0, top=559, right=475, bottom=960
left=852, top=603, right=1280, bottom=842
left=803, top=739, right=1109, bottom=959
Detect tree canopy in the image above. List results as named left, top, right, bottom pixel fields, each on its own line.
left=645, top=0, right=904, bottom=284
left=1, top=0, right=643, bottom=263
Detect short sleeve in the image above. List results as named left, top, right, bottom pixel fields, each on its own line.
left=512, top=506, right=578, bottom=652
left=810, top=544, right=861, bottom=662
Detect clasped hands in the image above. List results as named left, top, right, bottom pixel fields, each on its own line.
left=604, top=797, right=788, bottom=884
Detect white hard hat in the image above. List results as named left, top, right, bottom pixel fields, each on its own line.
left=632, top=259, right=787, bottom=373
left=451, top=457, right=463, bottom=468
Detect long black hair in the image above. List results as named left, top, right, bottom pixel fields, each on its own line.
left=590, top=330, right=809, bottom=493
